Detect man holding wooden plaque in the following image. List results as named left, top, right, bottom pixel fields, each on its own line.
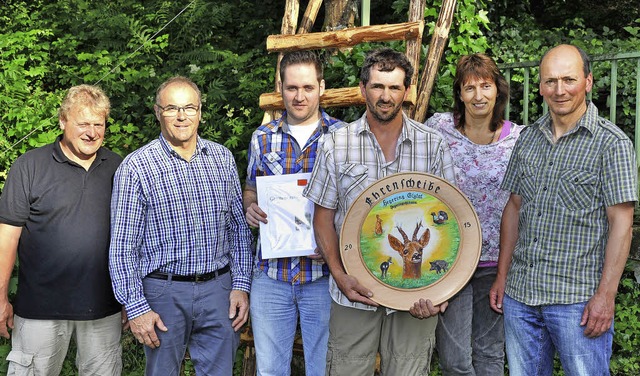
left=304, top=48, right=454, bottom=375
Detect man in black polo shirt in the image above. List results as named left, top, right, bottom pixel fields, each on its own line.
left=0, top=85, right=124, bottom=375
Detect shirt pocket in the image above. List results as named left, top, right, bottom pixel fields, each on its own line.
left=518, top=163, right=539, bottom=203
left=260, top=151, right=286, bottom=175
left=338, top=163, right=370, bottom=204
left=558, top=169, right=598, bottom=210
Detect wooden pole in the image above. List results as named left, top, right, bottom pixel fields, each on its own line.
left=264, top=0, right=300, bottom=124
left=411, top=0, right=456, bottom=123
left=260, top=86, right=417, bottom=110
left=267, top=21, right=423, bottom=52
left=298, top=0, right=323, bottom=33
left=406, top=0, right=425, bottom=88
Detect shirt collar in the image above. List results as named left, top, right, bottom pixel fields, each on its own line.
left=52, top=135, right=108, bottom=166
left=356, top=112, right=413, bottom=143
left=158, top=133, right=208, bottom=160
left=268, top=109, right=338, bottom=135
left=534, top=101, right=598, bottom=139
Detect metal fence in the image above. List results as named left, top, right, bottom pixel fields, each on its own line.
left=499, top=51, right=640, bottom=166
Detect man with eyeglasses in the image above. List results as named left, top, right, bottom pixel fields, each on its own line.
left=0, top=85, right=124, bottom=375
left=109, top=76, right=253, bottom=375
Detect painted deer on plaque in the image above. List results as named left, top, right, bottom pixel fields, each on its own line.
left=388, top=221, right=430, bottom=279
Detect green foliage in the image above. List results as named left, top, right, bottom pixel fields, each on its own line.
left=488, top=15, right=640, bottom=134
left=0, top=0, right=280, bottom=185
left=1, top=1, right=639, bottom=375
left=610, top=262, right=640, bottom=376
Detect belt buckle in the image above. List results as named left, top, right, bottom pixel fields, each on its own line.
left=194, top=274, right=203, bottom=282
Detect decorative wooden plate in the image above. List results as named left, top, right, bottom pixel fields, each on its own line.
left=340, top=172, right=481, bottom=310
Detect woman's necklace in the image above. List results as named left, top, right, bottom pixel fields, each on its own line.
left=460, top=125, right=496, bottom=145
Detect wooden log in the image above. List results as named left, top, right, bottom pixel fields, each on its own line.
left=406, top=0, right=426, bottom=87
left=266, top=21, right=424, bottom=53
left=270, top=0, right=300, bottom=123
left=259, top=86, right=417, bottom=111
left=411, top=0, right=456, bottom=123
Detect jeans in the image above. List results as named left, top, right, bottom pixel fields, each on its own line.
left=142, top=272, right=239, bottom=376
left=503, top=294, right=613, bottom=376
left=250, top=268, right=331, bottom=376
left=436, top=267, right=504, bottom=376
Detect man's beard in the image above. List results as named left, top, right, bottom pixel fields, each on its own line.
left=368, top=99, right=402, bottom=124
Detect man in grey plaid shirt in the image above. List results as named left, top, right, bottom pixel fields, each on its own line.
left=490, top=44, right=637, bottom=375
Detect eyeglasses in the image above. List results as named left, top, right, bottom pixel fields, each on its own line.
left=156, top=104, right=200, bottom=117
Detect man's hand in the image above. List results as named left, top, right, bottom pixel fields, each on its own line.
left=489, top=276, right=507, bottom=314
left=409, top=298, right=447, bottom=319
left=229, top=290, right=249, bottom=332
left=245, top=202, right=267, bottom=228
left=0, top=299, right=14, bottom=339
left=130, top=310, right=167, bottom=349
left=581, top=291, right=615, bottom=338
left=334, top=272, right=378, bottom=307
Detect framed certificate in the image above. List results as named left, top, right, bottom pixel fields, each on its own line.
left=340, top=172, right=481, bottom=310
left=256, top=173, right=315, bottom=259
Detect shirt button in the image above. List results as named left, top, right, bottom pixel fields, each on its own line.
left=538, top=212, right=542, bottom=217
left=533, top=237, right=538, bottom=242
left=529, top=263, right=534, bottom=267
left=543, top=187, right=548, bottom=191
left=549, top=161, right=553, bottom=166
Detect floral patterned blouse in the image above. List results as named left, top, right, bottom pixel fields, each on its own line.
left=426, top=112, right=524, bottom=265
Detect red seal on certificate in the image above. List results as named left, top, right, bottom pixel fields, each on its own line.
left=340, top=172, right=481, bottom=310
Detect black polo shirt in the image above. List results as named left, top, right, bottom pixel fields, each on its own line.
left=0, top=136, right=123, bottom=320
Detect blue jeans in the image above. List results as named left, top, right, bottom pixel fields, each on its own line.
left=250, top=268, right=331, bottom=376
left=503, top=294, right=613, bottom=376
left=142, top=272, right=239, bottom=376
left=436, top=267, right=504, bottom=376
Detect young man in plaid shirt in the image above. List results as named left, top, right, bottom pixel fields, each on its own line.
left=243, top=50, right=344, bottom=376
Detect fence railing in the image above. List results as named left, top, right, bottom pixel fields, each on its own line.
left=499, top=51, right=640, bottom=166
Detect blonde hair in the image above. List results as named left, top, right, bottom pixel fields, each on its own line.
left=58, top=84, right=110, bottom=121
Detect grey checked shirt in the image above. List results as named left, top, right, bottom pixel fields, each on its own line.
left=304, top=112, right=455, bottom=312
left=501, top=102, right=637, bottom=306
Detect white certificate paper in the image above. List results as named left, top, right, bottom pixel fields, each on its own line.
left=256, top=173, right=316, bottom=259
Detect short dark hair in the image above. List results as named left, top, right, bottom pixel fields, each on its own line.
left=155, top=76, right=202, bottom=105
left=453, top=53, right=509, bottom=132
left=280, top=51, right=323, bottom=83
left=540, top=44, right=591, bottom=78
left=360, top=48, right=414, bottom=88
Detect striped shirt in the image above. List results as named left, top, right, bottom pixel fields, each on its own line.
left=502, top=102, right=637, bottom=305
left=109, top=135, right=253, bottom=319
left=246, top=109, right=344, bottom=284
left=304, top=112, right=455, bottom=312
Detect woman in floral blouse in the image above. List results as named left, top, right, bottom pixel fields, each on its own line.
left=425, top=53, right=524, bottom=376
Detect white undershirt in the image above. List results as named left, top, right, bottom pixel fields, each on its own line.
left=288, top=120, right=320, bottom=148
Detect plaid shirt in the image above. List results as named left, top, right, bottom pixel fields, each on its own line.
left=246, top=109, right=344, bottom=284
left=109, top=135, right=253, bottom=319
left=304, top=112, right=455, bottom=311
left=501, top=102, right=637, bottom=305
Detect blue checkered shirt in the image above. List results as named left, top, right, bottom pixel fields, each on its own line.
left=109, top=134, right=253, bottom=319
left=501, top=102, right=637, bottom=305
left=246, top=109, right=344, bottom=284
